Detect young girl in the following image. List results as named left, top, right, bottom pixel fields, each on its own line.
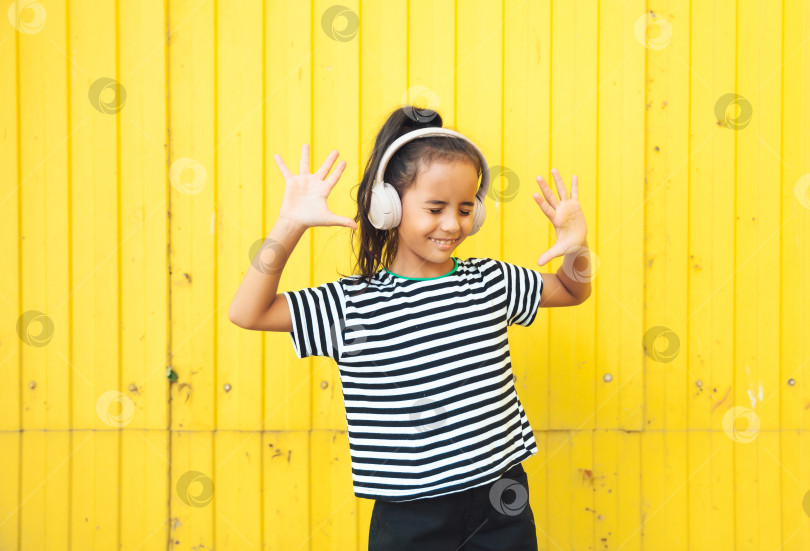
left=229, top=106, right=590, bottom=550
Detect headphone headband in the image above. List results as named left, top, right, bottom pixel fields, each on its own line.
left=373, top=127, right=490, bottom=200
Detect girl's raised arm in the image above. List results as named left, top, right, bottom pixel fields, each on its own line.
left=533, top=168, right=592, bottom=307
left=228, top=144, right=355, bottom=331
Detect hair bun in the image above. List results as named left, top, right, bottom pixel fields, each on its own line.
left=400, top=105, right=442, bottom=129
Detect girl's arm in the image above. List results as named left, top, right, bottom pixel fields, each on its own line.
left=532, top=169, right=592, bottom=308
left=228, top=144, right=356, bottom=330
left=227, top=216, right=305, bottom=331
left=538, top=236, right=592, bottom=308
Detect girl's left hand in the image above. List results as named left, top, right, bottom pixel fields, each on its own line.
left=532, top=168, right=588, bottom=266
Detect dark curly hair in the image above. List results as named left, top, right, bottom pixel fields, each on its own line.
left=338, top=105, right=483, bottom=293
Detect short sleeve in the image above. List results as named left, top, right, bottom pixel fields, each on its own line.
left=281, top=281, right=346, bottom=361
left=492, top=259, right=544, bottom=327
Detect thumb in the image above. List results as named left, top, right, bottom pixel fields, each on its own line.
left=537, top=244, right=563, bottom=267
left=336, top=216, right=357, bottom=230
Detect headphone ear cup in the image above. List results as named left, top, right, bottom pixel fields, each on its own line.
left=468, top=195, right=486, bottom=235
left=368, top=181, right=403, bottom=230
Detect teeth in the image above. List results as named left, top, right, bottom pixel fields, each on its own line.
left=430, top=238, right=455, bottom=245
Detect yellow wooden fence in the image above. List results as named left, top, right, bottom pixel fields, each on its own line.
left=1, top=0, right=809, bottom=549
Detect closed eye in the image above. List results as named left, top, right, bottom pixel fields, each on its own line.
left=429, top=209, right=471, bottom=216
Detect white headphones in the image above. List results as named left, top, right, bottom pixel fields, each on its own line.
left=367, top=127, right=490, bottom=235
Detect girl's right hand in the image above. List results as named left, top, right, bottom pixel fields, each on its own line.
left=273, top=144, right=358, bottom=230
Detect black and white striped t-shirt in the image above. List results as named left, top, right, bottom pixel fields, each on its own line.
left=282, top=256, right=543, bottom=502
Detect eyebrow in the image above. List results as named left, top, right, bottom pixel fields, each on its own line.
left=424, top=200, right=475, bottom=207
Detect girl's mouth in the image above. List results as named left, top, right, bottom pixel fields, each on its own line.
left=429, top=237, right=458, bottom=250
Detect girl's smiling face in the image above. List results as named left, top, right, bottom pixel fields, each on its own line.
left=387, top=159, right=480, bottom=279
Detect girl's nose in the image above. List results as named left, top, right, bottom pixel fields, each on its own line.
left=441, top=216, right=462, bottom=232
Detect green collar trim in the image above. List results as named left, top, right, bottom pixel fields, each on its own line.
left=385, top=257, right=458, bottom=280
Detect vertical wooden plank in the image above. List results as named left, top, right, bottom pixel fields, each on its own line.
left=265, top=0, right=314, bottom=432
left=408, top=0, right=455, bottom=125
left=0, top=0, right=21, bottom=430
left=687, top=431, right=734, bottom=551
left=216, top=0, right=265, bottom=547
left=687, top=431, right=711, bottom=550
left=217, top=0, right=264, bottom=428
left=121, top=431, right=170, bottom=551
left=19, top=0, right=69, bottom=436
left=781, top=431, right=809, bottom=550
left=0, top=435, right=22, bottom=549
left=596, top=0, right=645, bottom=431
left=308, top=0, right=361, bottom=548
left=70, top=0, right=120, bottom=429
left=548, top=0, right=597, bottom=430
left=593, top=429, right=617, bottom=551
left=357, top=0, right=408, bottom=545
left=643, top=0, right=689, bottom=546
left=310, top=431, right=355, bottom=550
left=457, top=0, right=501, bottom=262
left=737, top=1, right=785, bottom=548
left=545, top=432, right=571, bottom=550
left=780, top=0, right=810, bottom=547
left=734, top=0, right=779, bottom=547
left=593, top=430, right=642, bottom=551
left=545, top=431, right=594, bottom=550
left=644, top=0, right=690, bottom=430
left=617, top=431, right=642, bottom=550
left=68, top=0, right=123, bottom=547
left=263, top=3, right=316, bottom=428
left=781, top=0, right=810, bottom=436
left=640, top=431, right=692, bottom=549
left=264, top=432, right=311, bottom=550
left=20, top=432, right=76, bottom=550
left=503, top=0, right=552, bottom=433
left=71, top=432, right=120, bottom=548
left=0, top=4, right=21, bottom=548
left=118, top=0, right=171, bottom=548
left=169, top=0, right=216, bottom=547
left=214, top=433, right=262, bottom=548
left=311, top=0, right=359, bottom=431
left=170, top=431, right=215, bottom=548
left=169, top=0, right=216, bottom=430
left=264, top=0, right=315, bottom=548
left=119, top=0, right=171, bottom=431
left=16, top=0, right=71, bottom=548
left=689, top=0, right=738, bottom=548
